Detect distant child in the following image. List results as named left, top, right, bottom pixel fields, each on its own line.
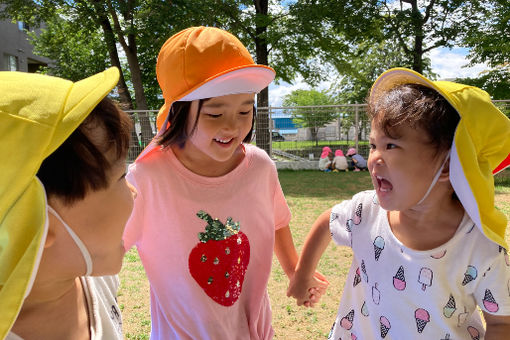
left=319, top=146, right=335, bottom=172
left=287, top=68, right=510, bottom=339
left=333, top=149, right=348, bottom=171
left=346, top=147, right=367, bottom=171
left=122, top=26, right=327, bottom=339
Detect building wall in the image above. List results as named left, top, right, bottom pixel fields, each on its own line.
left=0, top=17, right=52, bottom=72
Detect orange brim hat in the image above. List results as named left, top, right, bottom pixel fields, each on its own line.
left=155, top=26, right=275, bottom=132
left=371, top=67, right=510, bottom=249
left=0, top=67, right=119, bottom=338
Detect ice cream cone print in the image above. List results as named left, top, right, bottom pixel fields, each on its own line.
left=379, top=316, right=391, bottom=338
left=327, top=321, right=335, bottom=339
left=467, top=326, right=480, bottom=340
left=393, top=266, right=406, bottom=291
left=330, top=212, right=340, bottom=223
left=361, top=301, right=369, bottom=317
left=373, top=236, right=385, bottom=261
left=353, top=203, right=362, bottom=225
left=462, top=265, right=478, bottom=285
left=418, top=267, right=433, bottom=291
left=483, top=289, right=499, bottom=312
left=351, top=333, right=357, bottom=340
left=353, top=267, right=361, bottom=287
left=340, top=310, right=354, bottom=330
left=372, top=193, right=378, bottom=204
left=346, top=219, right=353, bottom=232
left=414, top=308, right=430, bottom=333
left=443, top=294, right=456, bottom=318
left=361, top=260, right=368, bottom=283
left=372, top=283, right=381, bottom=305
left=440, top=334, right=451, bottom=340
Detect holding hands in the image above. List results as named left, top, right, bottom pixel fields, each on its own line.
left=288, top=270, right=329, bottom=307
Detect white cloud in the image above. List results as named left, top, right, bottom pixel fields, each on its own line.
left=267, top=47, right=489, bottom=106
left=429, top=47, right=488, bottom=80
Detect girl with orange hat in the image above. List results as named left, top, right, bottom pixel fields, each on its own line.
left=288, top=68, right=510, bottom=339
left=122, top=26, right=328, bottom=339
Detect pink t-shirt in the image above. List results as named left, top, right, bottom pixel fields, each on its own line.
left=123, top=144, right=291, bottom=339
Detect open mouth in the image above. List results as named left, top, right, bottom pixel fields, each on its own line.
left=376, top=175, right=393, bottom=192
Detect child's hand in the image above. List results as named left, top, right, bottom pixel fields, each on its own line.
left=303, top=271, right=329, bottom=308
left=287, top=270, right=329, bottom=307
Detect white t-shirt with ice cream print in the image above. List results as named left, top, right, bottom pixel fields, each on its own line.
left=328, top=190, right=510, bottom=340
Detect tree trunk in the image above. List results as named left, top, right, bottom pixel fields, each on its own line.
left=410, top=0, right=424, bottom=73
left=254, top=0, right=271, bottom=155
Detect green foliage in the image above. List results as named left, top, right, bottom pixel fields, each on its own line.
left=283, top=89, right=337, bottom=144
left=455, top=65, right=510, bottom=101
left=27, top=10, right=109, bottom=81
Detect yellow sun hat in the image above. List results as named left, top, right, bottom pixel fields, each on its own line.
left=0, top=67, right=120, bottom=338
left=155, top=26, right=275, bottom=132
left=370, top=67, right=510, bottom=249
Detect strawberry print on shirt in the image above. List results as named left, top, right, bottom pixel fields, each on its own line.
left=189, top=210, right=250, bottom=306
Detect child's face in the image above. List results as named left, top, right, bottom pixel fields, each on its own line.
left=367, top=121, right=447, bottom=211
left=328, top=152, right=334, bottom=160
left=185, top=93, right=255, bottom=164
left=47, top=156, right=135, bottom=276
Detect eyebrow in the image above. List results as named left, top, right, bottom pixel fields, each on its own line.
left=202, top=99, right=255, bottom=108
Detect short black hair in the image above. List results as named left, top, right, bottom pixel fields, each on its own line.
left=368, top=83, right=460, bottom=154
left=37, top=97, right=133, bottom=205
left=156, top=99, right=255, bottom=148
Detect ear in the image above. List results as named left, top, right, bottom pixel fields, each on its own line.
left=438, top=158, right=450, bottom=182
left=44, top=218, right=57, bottom=249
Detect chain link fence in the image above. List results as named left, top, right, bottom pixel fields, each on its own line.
left=126, top=99, right=510, bottom=163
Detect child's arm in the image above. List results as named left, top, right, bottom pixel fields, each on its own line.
left=287, top=208, right=332, bottom=306
left=483, top=312, right=510, bottom=339
left=275, top=225, right=329, bottom=307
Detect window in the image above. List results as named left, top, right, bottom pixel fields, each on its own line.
left=17, top=21, right=29, bottom=31
left=5, top=55, right=18, bottom=71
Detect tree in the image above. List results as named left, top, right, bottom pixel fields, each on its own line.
left=282, top=89, right=337, bottom=145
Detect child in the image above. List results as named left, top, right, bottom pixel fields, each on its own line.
left=122, top=26, right=327, bottom=339
left=319, top=146, right=335, bottom=171
left=346, top=147, right=367, bottom=171
left=1, top=68, right=136, bottom=339
left=287, top=68, right=510, bottom=339
left=333, top=149, right=348, bottom=171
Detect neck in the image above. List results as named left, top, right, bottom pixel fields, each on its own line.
left=171, top=143, right=245, bottom=177
left=389, top=188, right=465, bottom=250
left=12, top=277, right=90, bottom=339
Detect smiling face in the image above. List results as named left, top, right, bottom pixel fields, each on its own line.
left=368, top=121, right=448, bottom=211
left=174, top=93, right=255, bottom=175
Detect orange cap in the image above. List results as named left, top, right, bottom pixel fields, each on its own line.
left=155, top=26, right=275, bottom=131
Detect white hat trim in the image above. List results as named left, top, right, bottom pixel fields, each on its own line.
left=179, top=67, right=275, bottom=101
left=450, top=142, right=482, bottom=232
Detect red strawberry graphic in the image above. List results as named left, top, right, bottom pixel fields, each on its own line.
left=189, top=211, right=250, bottom=306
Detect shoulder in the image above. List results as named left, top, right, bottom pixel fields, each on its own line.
left=244, top=144, right=276, bottom=171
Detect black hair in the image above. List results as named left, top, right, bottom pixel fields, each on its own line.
left=37, top=97, right=133, bottom=205
left=156, top=99, right=256, bottom=148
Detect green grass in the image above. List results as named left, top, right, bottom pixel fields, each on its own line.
left=118, top=169, right=510, bottom=339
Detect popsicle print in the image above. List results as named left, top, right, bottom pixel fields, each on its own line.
left=414, top=308, right=430, bottom=333
left=462, top=265, right=478, bottom=286
left=418, top=267, right=433, bottom=291
left=372, top=283, right=380, bottom=305
left=467, top=326, right=480, bottom=340
left=361, top=301, right=369, bottom=317
left=393, top=266, right=406, bottom=291
left=373, top=236, right=385, bottom=261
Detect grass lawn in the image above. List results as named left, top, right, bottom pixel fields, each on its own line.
left=118, top=169, right=510, bottom=339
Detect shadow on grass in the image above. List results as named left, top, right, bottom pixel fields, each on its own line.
left=278, top=169, right=373, bottom=199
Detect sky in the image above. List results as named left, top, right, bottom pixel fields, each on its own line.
left=268, top=47, right=488, bottom=107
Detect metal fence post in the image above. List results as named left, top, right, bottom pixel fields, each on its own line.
left=354, top=105, right=359, bottom=152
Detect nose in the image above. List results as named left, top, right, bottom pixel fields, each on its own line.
left=368, top=149, right=384, bottom=167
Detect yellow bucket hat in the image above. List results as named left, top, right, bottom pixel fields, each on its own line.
left=370, top=68, right=510, bottom=249
left=0, top=67, right=120, bottom=338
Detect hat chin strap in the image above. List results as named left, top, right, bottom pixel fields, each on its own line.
left=416, top=151, right=450, bottom=206
left=47, top=205, right=93, bottom=276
